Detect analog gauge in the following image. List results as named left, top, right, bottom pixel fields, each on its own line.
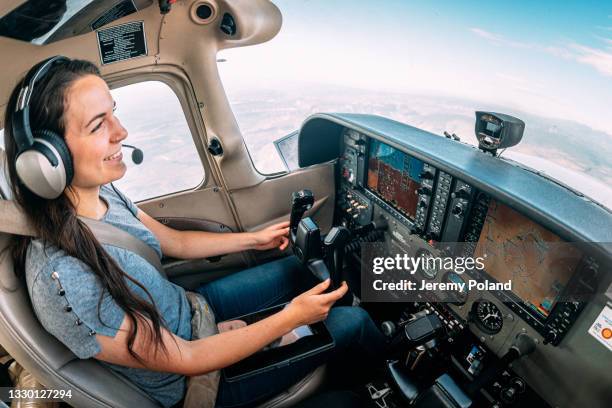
left=442, top=271, right=468, bottom=305
left=472, top=300, right=503, bottom=334
left=415, top=248, right=439, bottom=280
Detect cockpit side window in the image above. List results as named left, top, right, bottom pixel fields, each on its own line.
left=110, top=81, right=205, bottom=202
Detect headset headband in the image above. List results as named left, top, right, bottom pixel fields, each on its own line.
left=12, top=56, right=71, bottom=153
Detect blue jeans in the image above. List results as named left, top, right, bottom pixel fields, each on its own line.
left=196, top=256, right=386, bottom=408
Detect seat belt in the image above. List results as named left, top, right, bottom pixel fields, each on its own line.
left=0, top=200, right=166, bottom=279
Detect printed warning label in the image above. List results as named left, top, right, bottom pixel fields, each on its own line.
left=588, top=305, right=612, bottom=352
left=97, top=20, right=147, bottom=65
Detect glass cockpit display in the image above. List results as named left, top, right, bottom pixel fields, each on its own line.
left=474, top=200, right=583, bottom=318
left=367, top=139, right=424, bottom=220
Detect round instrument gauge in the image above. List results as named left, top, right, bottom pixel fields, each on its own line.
left=472, top=300, right=503, bottom=334
left=442, top=271, right=468, bottom=305
left=415, top=248, right=439, bottom=280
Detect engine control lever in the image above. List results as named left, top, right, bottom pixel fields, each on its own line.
left=289, top=190, right=314, bottom=240
left=388, top=313, right=445, bottom=354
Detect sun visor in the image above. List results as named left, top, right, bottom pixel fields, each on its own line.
left=298, top=115, right=345, bottom=168
left=218, top=0, right=281, bottom=47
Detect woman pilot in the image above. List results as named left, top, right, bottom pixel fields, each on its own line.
left=3, top=56, right=385, bottom=407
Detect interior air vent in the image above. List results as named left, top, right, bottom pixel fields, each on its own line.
left=190, top=1, right=216, bottom=24
left=197, top=4, right=212, bottom=19
left=220, top=13, right=236, bottom=36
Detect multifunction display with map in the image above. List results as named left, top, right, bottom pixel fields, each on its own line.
left=474, top=200, right=583, bottom=318
left=367, top=140, right=424, bottom=221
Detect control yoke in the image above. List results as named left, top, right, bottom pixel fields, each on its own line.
left=289, top=189, right=315, bottom=242
left=289, top=190, right=350, bottom=290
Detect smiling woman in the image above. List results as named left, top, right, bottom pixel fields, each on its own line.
left=2, top=58, right=183, bottom=403
left=2, top=56, right=386, bottom=408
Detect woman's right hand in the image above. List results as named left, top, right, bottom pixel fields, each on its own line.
left=96, top=279, right=349, bottom=376
left=283, top=279, right=349, bottom=327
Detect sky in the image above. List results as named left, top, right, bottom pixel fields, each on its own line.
left=219, top=0, right=612, bottom=135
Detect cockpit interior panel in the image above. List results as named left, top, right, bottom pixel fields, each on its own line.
left=298, top=112, right=612, bottom=408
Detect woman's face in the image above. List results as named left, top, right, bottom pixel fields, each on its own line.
left=63, top=75, right=128, bottom=189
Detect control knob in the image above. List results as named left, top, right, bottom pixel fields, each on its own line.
left=410, top=225, right=422, bottom=235
left=510, top=377, right=526, bottom=393
left=451, top=187, right=471, bottom=200
left=417, top=186, right=432, bottom=196
left=452, top=204, right=464, bottom=216
left=419, top=170, right=435, bottom=180
left=381, top=321, right=397, bottom=338
left=500, top=386, right=517, bottom=404
left=425, top=232, right=439, bottom=241
left=542, top=329, right=558, bottom=345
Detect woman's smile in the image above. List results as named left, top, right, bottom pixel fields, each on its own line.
left=103, top=150, right=123, bottom=163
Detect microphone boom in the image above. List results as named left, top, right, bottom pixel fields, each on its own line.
left=121, top=144, right=144, bottom=165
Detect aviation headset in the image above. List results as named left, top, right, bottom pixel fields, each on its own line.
left=11, top=55, right=74, bottom=199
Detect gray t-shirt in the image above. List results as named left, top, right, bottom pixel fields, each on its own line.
left=25, top=184, right=192, bottom=407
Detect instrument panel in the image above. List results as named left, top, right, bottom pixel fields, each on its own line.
left=336, top=128, right=600, bottom=346
left=301, top=113, right=612, bottom=408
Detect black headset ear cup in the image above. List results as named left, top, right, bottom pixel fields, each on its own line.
left=33, top=129, right=74, bottom=185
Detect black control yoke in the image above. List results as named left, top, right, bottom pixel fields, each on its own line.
left=289, top=190, right=350, bottom=291
left=324, top=226, right=351, bottom=288
left=289, top=189, right=314, bottom=242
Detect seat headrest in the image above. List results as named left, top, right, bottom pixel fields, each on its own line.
left=0, top=148, right=13, bottom=200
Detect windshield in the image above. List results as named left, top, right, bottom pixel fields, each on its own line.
left=218, top=0, right=612, bottom=210
left=0, top=0, right=149, bottom=44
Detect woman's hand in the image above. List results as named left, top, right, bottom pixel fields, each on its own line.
left=283, top=279, right=349, bottom=327
left=251, top=221, right=290, bottom=251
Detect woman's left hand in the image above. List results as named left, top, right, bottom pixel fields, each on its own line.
left=251, top=221, right=290, bottom=251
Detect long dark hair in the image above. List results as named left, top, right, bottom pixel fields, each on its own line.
left=3, top=59, right=168, bottom=363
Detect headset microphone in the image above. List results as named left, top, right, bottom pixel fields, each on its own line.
left=121, top=144, right=144, bottom=165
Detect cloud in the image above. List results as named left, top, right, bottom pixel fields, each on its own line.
left=470, top=27, right=612, bottom=77
left=599, top=37, right=612, bottom=47
left=469, top=28, right=534, bottom=49
left=570, top=43, right=612, bottom=76
left=543, top=46, right=575, bottom=59
left=495, top=72, right=543, bottom=92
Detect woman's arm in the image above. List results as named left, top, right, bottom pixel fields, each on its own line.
left=95, top=280, right=347, bottom=376
left=137, top=209, right=289, bottom=259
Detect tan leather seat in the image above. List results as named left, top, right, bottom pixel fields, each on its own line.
left=0, top=148, right=325, bottom=408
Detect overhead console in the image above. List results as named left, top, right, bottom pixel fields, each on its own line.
left=297, top=113, right=612, bottom=408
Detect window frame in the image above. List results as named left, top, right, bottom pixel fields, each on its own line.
left=105, top=69, right=213, bottom=203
